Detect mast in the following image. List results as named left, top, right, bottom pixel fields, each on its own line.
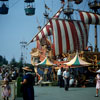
left=63, top=0, right=73, bottom=19
left=88, top=0, right=100, bottom=52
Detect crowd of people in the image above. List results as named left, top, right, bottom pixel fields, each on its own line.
left=57, top=67, right=100, bottom=97
left=0, top=65, right=36, bottom=100
left=0, top=66, right=19, bottom=100
left=0, top=65, right=100, bottom=99
left=57, top=67, right=90, bottom=90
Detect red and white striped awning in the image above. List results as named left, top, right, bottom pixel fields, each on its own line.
left=30, top=6, right=64, bottom=43
left=79, top=11, right=100, bottom=25
left=50, top=19, right=89, bottom=56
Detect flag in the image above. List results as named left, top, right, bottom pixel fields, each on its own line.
left=45, top=4, right=50, bottom=10
left=60, top=0, right=65, bottom=4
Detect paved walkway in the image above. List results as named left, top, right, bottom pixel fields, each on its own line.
left=16, top=86, right=100, bottom=100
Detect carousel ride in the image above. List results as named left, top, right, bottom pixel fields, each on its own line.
left=28, top=0, right=100, bottom=74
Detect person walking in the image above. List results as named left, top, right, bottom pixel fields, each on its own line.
left=63, top=68, right=70, bottom=91
left=20, top=66, right=35, bottom=100
left=95, top=69, right=100, bottom=97
left=57, top=67, right=64, bottom=87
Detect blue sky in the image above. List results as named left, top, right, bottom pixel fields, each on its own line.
left=0, top=0, right=100, bottom=64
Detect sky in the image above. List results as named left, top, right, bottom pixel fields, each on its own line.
left=0, top=0, right=100, bottom=64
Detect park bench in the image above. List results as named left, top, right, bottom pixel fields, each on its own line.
left=40, top=81, right=52, bottom=86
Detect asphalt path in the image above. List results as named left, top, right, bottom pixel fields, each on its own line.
left=16, top=86, right=100, bottom=100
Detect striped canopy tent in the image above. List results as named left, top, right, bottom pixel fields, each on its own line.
left=35, top=57, right=56, bottom=67
left=64, top=53, right=91, bottom=67
left=97, top=62, right=100, bottom=65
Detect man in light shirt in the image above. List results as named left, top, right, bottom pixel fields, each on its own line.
left=63, top=68, right=70, bottom=90
left=57, top=67, right=64, bottom=87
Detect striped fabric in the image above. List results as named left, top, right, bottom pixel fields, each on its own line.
left=79, top=11, right=100, bottom=25
left=64, top=53, right=91, bottom=66
left=53, top=6, right=63, bottom=18
left=31, top=23, right=52, bottom=42
left=36, top=40, right=42, bottom=50
left=35, top=57, right=56, bottom=66
left=50, top=19, right=89, bottom=56
left=30, top=7, right=64, bottom=43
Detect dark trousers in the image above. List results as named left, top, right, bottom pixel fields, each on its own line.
left=58, top=75, right=64, bottom=87
left=4, top=97, right=9, bottom=100
left=64, top=78, right=69, bottom=90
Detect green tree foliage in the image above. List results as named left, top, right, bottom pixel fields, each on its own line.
left=0, top=55, right=31, bottom=70
left=0, top=55, right=8, bottom=66
left=10, top=57, right=17, bottom=67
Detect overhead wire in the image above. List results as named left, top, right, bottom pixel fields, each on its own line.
left=82, top=0, right=89, bottom=11
left=43, top=0, right=46, bottom=25
left=9, top=0, right=21, bottom=9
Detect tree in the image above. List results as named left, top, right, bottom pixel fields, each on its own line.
left=10, top=57, right=17, bottom=67
left=3, top=57, right=8, bottom=65
left=0, top=55, right=8, bottom=66
left=17, top=57, right=23, bottom=73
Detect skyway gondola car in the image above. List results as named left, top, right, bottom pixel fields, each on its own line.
left=0, top=2, right=8, bottom=14
left=24, top=0, right=35, bottom=16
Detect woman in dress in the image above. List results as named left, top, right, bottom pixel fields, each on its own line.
left=95, top=69, right=100, bottom=97
left=20, top=66, right=35, bottom=100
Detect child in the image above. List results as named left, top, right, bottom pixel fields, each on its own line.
left=2, top=79, right=11, bottom=100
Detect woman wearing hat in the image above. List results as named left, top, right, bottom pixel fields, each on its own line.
left=20, top=66, right=35, bottom=100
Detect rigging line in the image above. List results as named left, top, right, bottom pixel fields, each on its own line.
left=9, top=0, right=21, bottom=9
left=88, top=41, right=94, bottom=49
left=43, top=0, right=45, bottom=5
left=74, top=11, right=79, bottom=20
left=36, top=16, right=40, bottom=27
left=82, top=0, right=88, bottom=11
left=73, top=8, right=100, bottom=14
left=51, top=0, right=53, bottom=17
left=43, top=0, right=46, bottom=25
